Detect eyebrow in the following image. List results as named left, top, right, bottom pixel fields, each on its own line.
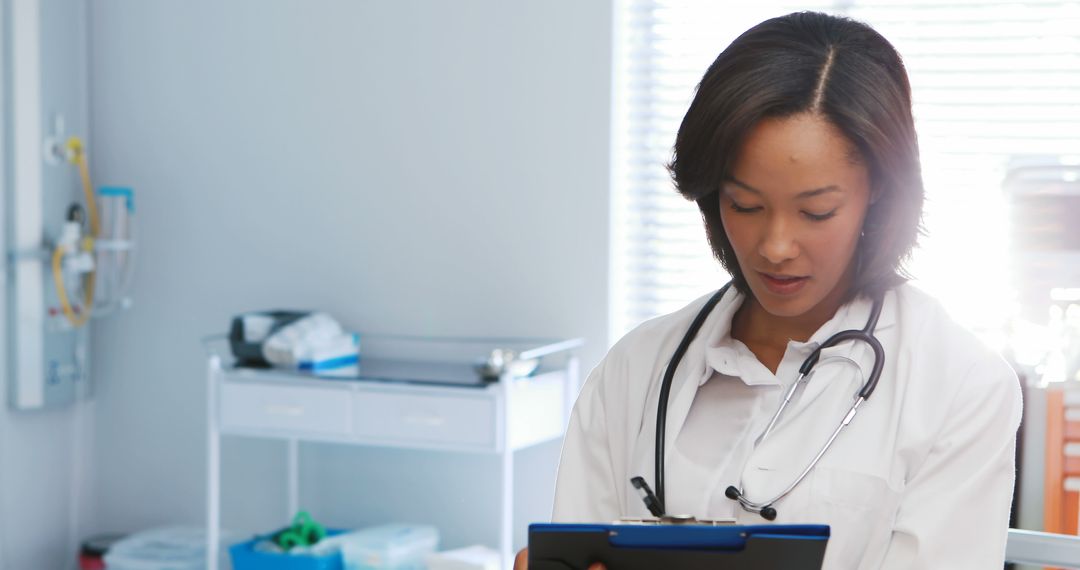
left=725, top=177, right=841, bottom=199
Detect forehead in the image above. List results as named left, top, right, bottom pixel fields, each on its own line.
left=728, top=113, right=867, bottom=196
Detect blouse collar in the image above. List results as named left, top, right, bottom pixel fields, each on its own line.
left=700, top=285, right=896, bottom=386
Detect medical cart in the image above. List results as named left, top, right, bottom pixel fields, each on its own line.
left=202, top=335, right=582, bottom=570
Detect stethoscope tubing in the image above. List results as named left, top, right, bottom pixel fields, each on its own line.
left=652, top=282, right=885, bottom=517
left=654, top=284, right=731, bottom=512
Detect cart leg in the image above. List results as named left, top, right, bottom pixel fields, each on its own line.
left=499, top=374, right=515, bottom=569
left=287, top=438, right=300, bottom=518
left=501, top=445, right=514, bottom=570
left=207, top=355, right=221, bottom=570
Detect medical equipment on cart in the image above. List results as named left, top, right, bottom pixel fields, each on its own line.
left=229, top=311, right=359, bottom=375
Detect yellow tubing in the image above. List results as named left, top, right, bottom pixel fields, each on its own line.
left=67, top=136, right=100, bottom=237
left=51, top=136, right=99, bottom=328
left=51, top=244, right=93, bottom=328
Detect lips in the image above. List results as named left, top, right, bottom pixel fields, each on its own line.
left=758, top=272, right=809, bottom=295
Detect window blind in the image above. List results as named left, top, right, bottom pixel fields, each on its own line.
left=844, top=0, right=1080, bottom=336
left=612, top=0, right=1080, bottom=339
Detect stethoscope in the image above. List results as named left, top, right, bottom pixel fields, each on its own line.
left=632, top=281, right=885, bottom=521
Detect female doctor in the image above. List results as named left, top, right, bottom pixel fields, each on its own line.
left=515, top=10, right=1021, bottom=570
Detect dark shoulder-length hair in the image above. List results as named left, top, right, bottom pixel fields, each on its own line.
left=667, top=11, right=925, bottom=301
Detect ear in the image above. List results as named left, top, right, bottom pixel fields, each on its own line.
left=868, top=186, right=882, bottom=206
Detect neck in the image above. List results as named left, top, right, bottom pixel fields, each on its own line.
left=731, top=296, right=832, bottom=348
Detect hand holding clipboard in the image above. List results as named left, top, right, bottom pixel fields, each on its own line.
left=515, top=548, right=606, bottom=570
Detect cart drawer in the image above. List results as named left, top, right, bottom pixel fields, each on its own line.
left=352, top=391, right=495, bottom=449
left=220, top=382, right=353, bottom=436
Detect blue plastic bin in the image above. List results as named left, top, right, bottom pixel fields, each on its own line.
left=229, top=528, right=345, bottom=570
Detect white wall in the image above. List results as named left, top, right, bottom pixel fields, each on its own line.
left=88, top=0, right=612, bottom=554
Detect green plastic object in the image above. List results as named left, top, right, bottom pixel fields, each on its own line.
left=273, top=511, right=327, bottom=550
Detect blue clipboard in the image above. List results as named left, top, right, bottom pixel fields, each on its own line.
left=529, top=523, right=830, bottom=569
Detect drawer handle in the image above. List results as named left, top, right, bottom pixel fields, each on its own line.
left=265, top=404, right=304, bottom=417
left=404, top=411, right=445, bottom=427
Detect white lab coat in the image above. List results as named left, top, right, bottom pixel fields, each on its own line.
left=552, top=283, right=1022, bottom=569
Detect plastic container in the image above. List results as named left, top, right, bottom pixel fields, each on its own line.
left=78, top=534, right=125, bottom=570
left=103, top=526, right=233, bottom=570
left=97, top=186, right=133, bottom=241
left=229, top=528, right=346, bottom=570
left=94, top=186, right=135, bottom=312
left=331, top=525, right=439, bottom=570
left=425, top=545, right=500, bottom=570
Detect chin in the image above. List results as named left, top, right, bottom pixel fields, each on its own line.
left=747, top=280, right=822, bottom=318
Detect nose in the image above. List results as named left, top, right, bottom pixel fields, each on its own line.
left=758, top=215, right=799, bottom=265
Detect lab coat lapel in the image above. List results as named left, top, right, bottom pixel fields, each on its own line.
left=781, top=292, right=897, bottom=424
left=626, top=286, right=742, bottom=515
left=623, top=344, right=710, bottom=516
left=662, top=345, right=712, bottom=470
left=660, top=287, right=744, bottom=479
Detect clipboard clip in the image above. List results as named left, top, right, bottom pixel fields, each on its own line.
left=628, top=477, right=736, bottom=525
left=617, top=515, right=737, bottom=526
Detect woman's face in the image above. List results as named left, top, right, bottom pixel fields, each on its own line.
left=719, top=112, right=872, bottom=319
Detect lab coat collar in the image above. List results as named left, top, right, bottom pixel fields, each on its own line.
left=804, top=290, right=897, bottom=345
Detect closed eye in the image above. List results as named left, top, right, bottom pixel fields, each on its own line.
left=803, top=210, right=837, bottom=221
left=728, top=202, right=761, bottom=214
